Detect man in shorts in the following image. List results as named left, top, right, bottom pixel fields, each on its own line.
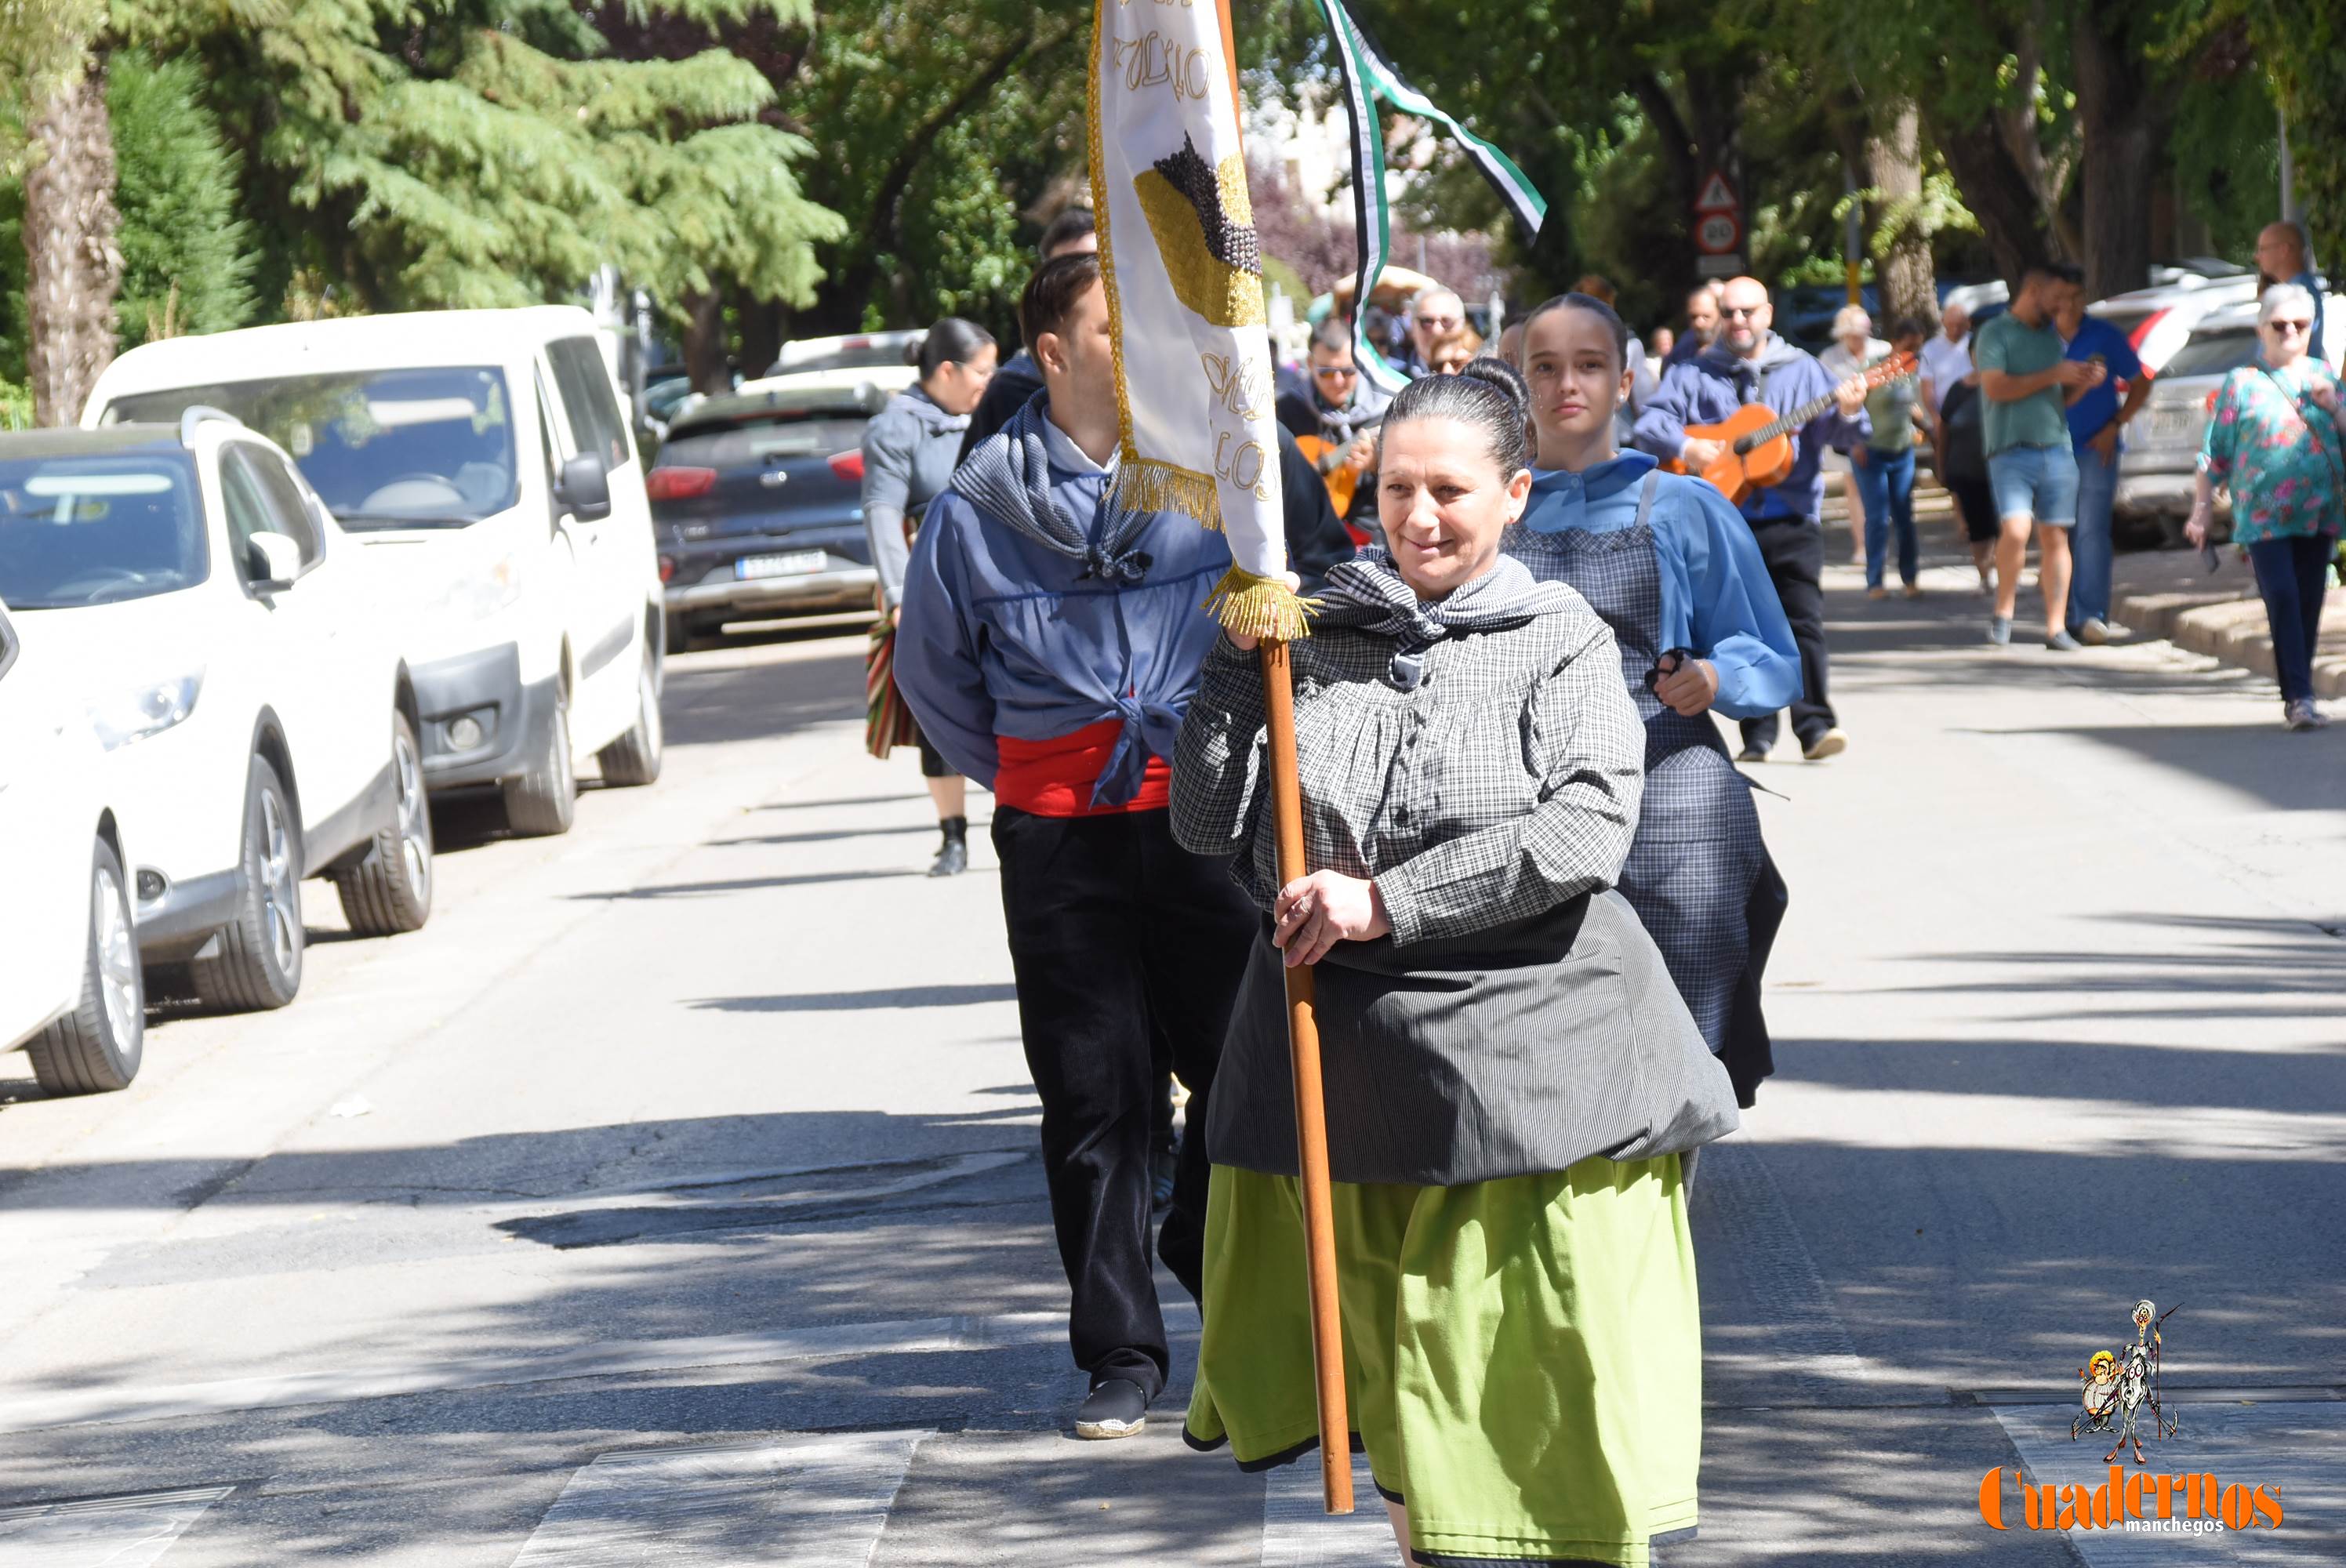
left=1974, top=263, right=2104, bottom=648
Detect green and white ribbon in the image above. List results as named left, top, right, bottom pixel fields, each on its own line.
left=1306, top=0, right=1547, bottom=392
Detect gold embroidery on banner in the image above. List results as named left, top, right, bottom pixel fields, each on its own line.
left=1133, top=137, right=1266, bottom=328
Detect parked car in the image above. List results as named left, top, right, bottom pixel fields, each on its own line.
left=85, top=307, right=666, bottom=836
left=2089, top=274, right=2258, bottom=380
left=0, top=602, right=145, bottom=1091
left=0, top=416, right=429, bottom=1012
left=2115, top=299, right=2346, bottom=543
left=761, top=329, right=926, bottom=383
left=650, top=382, right=886, bottom=650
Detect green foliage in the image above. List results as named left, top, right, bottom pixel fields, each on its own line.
left=111, top=0, right=843, bottom=326
left=0, top=0, right=106, bottom=175
left=109, top=50, right=256, bottom=346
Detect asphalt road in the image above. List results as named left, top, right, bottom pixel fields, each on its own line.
left=3, top=535, right=2341, bottom=1567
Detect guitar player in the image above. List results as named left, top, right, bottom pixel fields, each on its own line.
left=1277, top=317, right=1393, bottom=544
left=1634, top=276, right=1871, bottom=764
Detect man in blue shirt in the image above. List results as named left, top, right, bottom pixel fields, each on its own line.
left=1635, top=274, right=1869, bottom=763
left=2057, top=280, right=2151, bottom=644
left=2255, top=221, right=2328, bottom=367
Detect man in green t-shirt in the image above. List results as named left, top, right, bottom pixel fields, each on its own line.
left=1975, top=262, right=2105, bottom=649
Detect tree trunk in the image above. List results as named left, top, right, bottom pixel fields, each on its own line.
left=1927, top=109, right=2054, bottom=287
left=1866, top=103, right=1937, bottom=325
left=1632, top=61, right=1748, bottom=297
left=736, top=295, right=784, bottom=380
left=2070, top=2, right=2171, bottom=299
left=681, top=289, right=730, bottom=394
left=22, top=61, right=122, bottom=427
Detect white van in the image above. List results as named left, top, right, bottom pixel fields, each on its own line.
left=85, top=307, right=665, bottom=836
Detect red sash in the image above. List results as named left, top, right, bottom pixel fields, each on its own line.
left=994, top=718, right=1171, bottom=817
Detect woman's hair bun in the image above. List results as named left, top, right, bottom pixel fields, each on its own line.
left=1456, top=354, right=1529, bottom=415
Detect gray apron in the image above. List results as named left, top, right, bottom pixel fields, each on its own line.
left=1527, top=472, right=1783, bottom=1105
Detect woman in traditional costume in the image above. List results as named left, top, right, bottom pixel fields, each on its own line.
left=1173, top=359, right=1738, bottom=1567
left=1505, top=293, right=1801, bottom=1105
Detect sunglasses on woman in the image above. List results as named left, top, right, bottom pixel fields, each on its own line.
left=2264, top=319, right=2314, bottom=336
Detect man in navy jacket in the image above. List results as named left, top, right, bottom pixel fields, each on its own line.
left=1635, top=275, right=1870, bottom=763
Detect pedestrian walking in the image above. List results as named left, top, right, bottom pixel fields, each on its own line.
left=2254, top=221, right=2327, bottom=365
left=1977, top=263, right=2105, bottom=649
left=862, top=318, right=997, bottom=877
left=895, top=253, right=1258, bottom=1440
left=956, top=206, right=1098, bottom=463
left=1919, top=300, right=1974, bottom=423
left=1848, top=317, right=1930, bottom=600
left=2057, top=285, right=2151, bottom=644
left=1510, top=291, right=1799, bottom=1103
left=1821, top=305, right=1891, bottom=561
left=1934, top=374, right=2001, bottom=593
left=2187, top=282, right=2344, bottom=731
left=1635, top=274, right=1870, bottom=763
left=1172, top=359, right=1736, bottom=1568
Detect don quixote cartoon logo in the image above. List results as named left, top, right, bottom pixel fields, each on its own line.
left=1977, top=1299, right=2286, bottom=1535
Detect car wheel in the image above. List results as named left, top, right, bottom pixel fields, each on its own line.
left=501, top=688, right=577, bottom=836
left=191, top=757, right=303, bottom=1011
left=663, top=612, right=693, bottom=656
left=596, top=648, right=664, bottom=788
left=334, top=710, right=434, bottom=935
left=27, top=836, right=146, bottom=1094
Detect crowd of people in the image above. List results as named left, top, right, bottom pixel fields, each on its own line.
left=841, top=205, right=2336, bottom=1566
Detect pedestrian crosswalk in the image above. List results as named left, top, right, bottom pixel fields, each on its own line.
left=0, top=1486, right=232, bottom=1567
left=510, top=1432, right=927, bottom=1567
left=1, top=1434, right=1407, bottom=1566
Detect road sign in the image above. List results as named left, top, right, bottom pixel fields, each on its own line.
left=1694, top=170, right=1740, bottom=214
left=1695, top=253, right=1744, bottom=278
left=1695, top=210, right=1743, bottom=255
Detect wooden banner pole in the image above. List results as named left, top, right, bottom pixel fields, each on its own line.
left=1259, top=641, right=1353, bottom=1516
left=1215, top=0, right=1349, bottom=1515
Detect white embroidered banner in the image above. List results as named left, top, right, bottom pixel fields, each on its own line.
left=1088, top=0, right=1300, bottom=637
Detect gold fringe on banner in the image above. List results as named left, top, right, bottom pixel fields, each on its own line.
left=1204, top=564, right=1314, bottom=642
left=1109, top=456, right=1222, bottom=532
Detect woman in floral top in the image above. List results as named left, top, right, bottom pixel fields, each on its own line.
left=2192, top=283, right=2345, bottom=730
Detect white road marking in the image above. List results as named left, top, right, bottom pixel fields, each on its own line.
left=0, top=1486, right=232, bottom=1566
left=510, top=1431, right=926, bottom=1567
left=1988, top=1400, right=2345, bottom=1566
left=0, top=1301, right=1200, bottom=1436
left=1261, top=1451, right=1393, bottom=1567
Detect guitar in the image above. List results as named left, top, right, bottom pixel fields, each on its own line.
left=1663, top=351, right=1917, bottom=506
left=1295, top=431, right=1367, bottom=519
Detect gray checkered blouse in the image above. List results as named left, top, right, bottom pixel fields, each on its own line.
left=1170, top=567, right=1644, bottom=946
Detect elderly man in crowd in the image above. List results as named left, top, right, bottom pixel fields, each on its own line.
left=1403, top=285, right=1467, bottom=376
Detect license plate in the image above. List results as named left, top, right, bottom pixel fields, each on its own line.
left=2145, top=408, right=2198, bottom=441
left=735, top=550, right=827, bottom=580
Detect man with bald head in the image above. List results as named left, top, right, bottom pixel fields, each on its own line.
left=1636, top=274, right=1869, bottom=762
left=2255, top=221, right=2326, bottom=365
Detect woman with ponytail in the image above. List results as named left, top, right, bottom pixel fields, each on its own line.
left=1506, top=292, right=1800, bottom=1107
left=1172, top=358, right=1737, bottom=1567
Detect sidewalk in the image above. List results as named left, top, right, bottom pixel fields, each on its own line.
left=1825, top=474, right=2346, bottom=699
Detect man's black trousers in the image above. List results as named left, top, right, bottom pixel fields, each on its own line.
left=1738, top=515, right=1837, bottom=753
left=992, top=804, right=1256, bottom=1399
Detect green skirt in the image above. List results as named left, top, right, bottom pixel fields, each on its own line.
left=1183, top=1156, right=1701, bottom=1566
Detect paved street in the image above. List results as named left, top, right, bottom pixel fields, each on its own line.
left=4, top=535, right=2343, bottom=1566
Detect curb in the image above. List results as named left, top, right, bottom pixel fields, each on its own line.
left=2115, top=583, right=2346, bottom=699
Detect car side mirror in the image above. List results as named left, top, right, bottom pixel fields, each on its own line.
left=248, top=531, right=302, bottom=592
left=556, top=452, right=612, bottom=522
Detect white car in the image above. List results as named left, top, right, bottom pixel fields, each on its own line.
left=85, top=307, right=666, bottom=837
left=0, top=603, right=144, bottom=1091
left=0, top=416, right=430, bottom=1013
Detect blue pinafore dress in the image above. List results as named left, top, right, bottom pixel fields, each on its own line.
left=1509, top=472, right=1785, bottom=1103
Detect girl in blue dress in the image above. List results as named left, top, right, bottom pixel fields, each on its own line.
left=1504, top=293, right=1801, bottom=1103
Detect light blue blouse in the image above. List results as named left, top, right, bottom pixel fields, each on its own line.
left=1511, top=450, right=1802, bottom=720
